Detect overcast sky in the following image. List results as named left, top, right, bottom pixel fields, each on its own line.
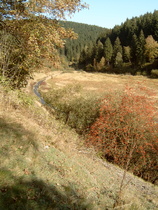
left=66, top=0, right=158, bottom=28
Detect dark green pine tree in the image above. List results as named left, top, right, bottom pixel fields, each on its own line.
left=104, top=37, right=113, bottom=65
left=137, top=30, right=146, bottom=65
left=152, top=10, right=158, bottom=40
left=65, top=47, right=73, bottom=62
left=130, top=34, right=139, bottom=65
left=95, top=40, right=104, bottom=62
left=85, top=43, right=94, bottom=64
left=112, top=37, right=122, bottom=66
left=79, top=48, right=87, bottom=65
left=123, top=46, right=131, bottom=63
left=131, top=31, right=146, bottom=66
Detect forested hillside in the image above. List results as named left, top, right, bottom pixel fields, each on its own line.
left=64, top=10, right=158, bottom=76
left=59, top=21, right=108, bottom=63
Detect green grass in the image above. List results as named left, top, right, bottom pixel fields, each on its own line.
left=40, top=83, right=100, bottom=135
left=0, top=75, right=158, bottom=209
left=151, top=69, right=158, bottom=78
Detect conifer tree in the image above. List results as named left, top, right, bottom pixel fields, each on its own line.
left=95, top=40, right=104, bottom=62
left=130, top=34, right=139, bottom=65
left=137, top=30, right=146, bottom=65
left=152, top=10, right=158, bottom=40
left=112, top=37, right=122, bottom=66
left=104, top=37, right=113, bottom=65
left=114, top=52, right=123, bottom=67
left=123, top=46, right=131, bottom=63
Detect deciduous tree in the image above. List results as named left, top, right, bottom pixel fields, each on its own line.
left=0, top=0, right=87, bottom=87
left=145, top=35, right=158, bottom=62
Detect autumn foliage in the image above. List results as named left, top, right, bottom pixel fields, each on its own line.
left=0, top=0, right=88, bottom=88
left=86, top=85, right=158, bottom=183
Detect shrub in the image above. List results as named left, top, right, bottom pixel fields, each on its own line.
left=0, top=30, right=30, bottom=89
left=135, top=71, right=141, bottom=76
left=151, top=69, right=158, bottom=78
left=142, top=71, right=148, bottom=76
left=86, top=85, right=158, bottom=183
left=86, top=64, right=95, bottom=72
left=41, top=84, right=100, bottom=134
left=57, top=96, right=100, bottom=134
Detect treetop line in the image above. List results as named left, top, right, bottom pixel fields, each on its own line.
left=0, top=1, right=158, bottom=88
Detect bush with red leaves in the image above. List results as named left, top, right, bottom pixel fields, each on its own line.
left=86, top=85, right=158, bottom=184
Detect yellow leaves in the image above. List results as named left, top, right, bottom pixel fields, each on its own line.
left=145, top=35, right=158, bottom=62
left=2, top=0, right=88, bottom=22
left=57, top=26, right=78, bottom=40
left=15, top=18, right=68, bottom=67
left=1, top=1, right=88, bottom=71
left=26, top=0, right=88, bottom=19
left=25, top=18, right=78, bottom=60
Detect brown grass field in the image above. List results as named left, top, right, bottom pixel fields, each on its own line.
left=0, top=69, right=158, bottom=209
left=41, top=70, right=158, bottom=119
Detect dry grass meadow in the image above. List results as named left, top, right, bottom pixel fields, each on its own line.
left=42, top=70, right=158, bottom=121
left=0, top=69, right=158, bottom=209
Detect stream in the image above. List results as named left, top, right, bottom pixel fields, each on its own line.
left=33, top=73, right=158, bottom=124
left=33, top=79, right=46, bottom=105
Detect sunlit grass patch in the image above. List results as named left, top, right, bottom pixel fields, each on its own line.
left=0, top=71, right=158, bottom=209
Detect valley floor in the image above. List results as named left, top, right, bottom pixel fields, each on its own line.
left=0, top=69, right=158, bottom=209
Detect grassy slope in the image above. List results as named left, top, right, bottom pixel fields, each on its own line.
left=0, top=70, right=158, bottom=210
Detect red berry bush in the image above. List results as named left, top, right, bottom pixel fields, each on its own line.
left=86, top=85, right=158, bottom=184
